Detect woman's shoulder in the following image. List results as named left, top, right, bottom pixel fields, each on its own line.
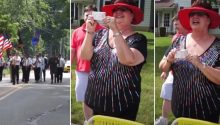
left=213, top=37, right=220, bottom=48
left=214, top=37, right=220, bottom=43
left=134, top=32, right=147, bottom=39
left=126, top=32, right=147, bottom=42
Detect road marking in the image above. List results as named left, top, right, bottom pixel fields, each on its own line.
left=0, top=83, right=69, bottom=101
left=25, top=84, right=70, bottom=88
left=0, top=84, right=26, bottom=101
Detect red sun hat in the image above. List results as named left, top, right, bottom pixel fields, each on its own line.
left=178, top=7, right=220, bottom=30
left=102, top=2, right=143, bottom=24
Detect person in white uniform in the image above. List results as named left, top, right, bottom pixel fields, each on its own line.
left=10, top=52, right=21, bottom=85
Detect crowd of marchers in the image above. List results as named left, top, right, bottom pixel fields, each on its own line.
left=0, top=53, right=66, bottom=85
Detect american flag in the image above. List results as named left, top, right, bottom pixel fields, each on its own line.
left=0, top=36, right=4, bottom=58
left=3, top=39, right=13, bottom=50
left=0, top=35, right=13, bottom=58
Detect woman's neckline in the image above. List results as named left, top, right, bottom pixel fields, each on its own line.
left=107, top=29, right=138, bottom=49
left=185, top=33, right=216, bottom=57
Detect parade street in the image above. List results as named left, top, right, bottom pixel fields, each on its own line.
left=0, top=70, right=70, bottom=125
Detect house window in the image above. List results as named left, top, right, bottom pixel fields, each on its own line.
left=191, top=0, right=196, bottom=4
left=133, top=0, right=145, bottom=12
left=164, top=13, right=170, bottom=27
left=72, top=3, right=78, bottom=20
left=104, top=0, right=112, bottom=5
left=155, top=12, right=158, bottom=28
left=100, top=0, right=111, bottom=9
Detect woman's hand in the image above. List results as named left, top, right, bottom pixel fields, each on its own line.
left=186, top=54, right=220, bottom=85
left=160, top=72, right=167, bottom=81
left=159, top=48, right=176, bottom=72
left=166, top=48, right=177, bottom=63
left=103, top=16, right=118, bottom=31
left=80, top=15, right=96, bottom=61
left=186, top=54, right=202, bottom=68
left=86, top=15, right=97, bottom=32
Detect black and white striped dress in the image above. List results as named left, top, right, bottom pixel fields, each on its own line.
left=84, top=29, right=147, bottom=119
left=168, top=36, right=220, bottom=123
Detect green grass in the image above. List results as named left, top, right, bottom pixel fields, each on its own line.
left=155, top=36, right=175, bottom=124
left=71, top=31, right=154, bottom=125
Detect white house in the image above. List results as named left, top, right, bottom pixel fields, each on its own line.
left=155, top=0, right=220, bottom=36
left=72, top=0, right=154, bottom=31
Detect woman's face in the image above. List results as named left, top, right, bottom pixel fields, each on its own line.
left=189, top=11, right=210, bottom=30
left=112, top=6, right=134, bottom=26
left=84, top=10, right=93, bottom=22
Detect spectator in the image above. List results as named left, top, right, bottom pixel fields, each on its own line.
left=72, top=4, right=105, bottom=121
left=80, top=0, right=147, bottom=121
left=159, top=1, right=220, bottom=123
left=155, top=15, right=189, bottom=125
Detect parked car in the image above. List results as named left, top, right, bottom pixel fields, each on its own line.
left=63, top=60, right=70, bottom=72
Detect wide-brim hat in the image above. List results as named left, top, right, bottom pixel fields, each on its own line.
left=102, top=2, right=143, bottom=24
left=178, top=7, right=220, bottom=30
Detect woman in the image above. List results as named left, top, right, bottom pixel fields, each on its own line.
left=80, top=0, right=147, bottom=121
left=156, top=15, right=189, bottom=125
left=159, top=1, right=220, bottom=123
left=72, top=4, right=104, bottom=121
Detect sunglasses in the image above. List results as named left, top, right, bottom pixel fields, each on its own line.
left=112, top=7, right=131, bottom=13
left=189, top=11, right=209, bottom=17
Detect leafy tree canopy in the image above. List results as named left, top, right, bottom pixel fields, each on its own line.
left=0, top=0, right=70, bottom=58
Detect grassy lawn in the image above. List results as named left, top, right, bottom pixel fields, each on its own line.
left=71, top=31, right=154, bottom=125
left=155, top=36, right=175, bottom=124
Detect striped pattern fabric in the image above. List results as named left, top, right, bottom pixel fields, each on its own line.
left=3, top=39, right=12, bottom=50
left=85, top=29, right=147, bottom=114
left=0, top=35, right=12, bottom=58
left=171, top=36, right=220, bottom=123
left=0, top=36, right=4, bottom=58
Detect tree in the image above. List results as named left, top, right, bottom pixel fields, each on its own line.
left=0, top=14, right=19, bottom=40
left=0, top=0, right=70, bottom=58
left=41, top=0, right=70, bottom=57
left=0, top=0, right=49, bottom=54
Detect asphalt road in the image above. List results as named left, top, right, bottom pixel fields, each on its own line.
left=0, top=70, right=70, bottom=125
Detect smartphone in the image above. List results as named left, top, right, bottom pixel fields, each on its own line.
left=175, top=49, right=188, bottom=59
left=92, top=11, right=106, bottom=21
